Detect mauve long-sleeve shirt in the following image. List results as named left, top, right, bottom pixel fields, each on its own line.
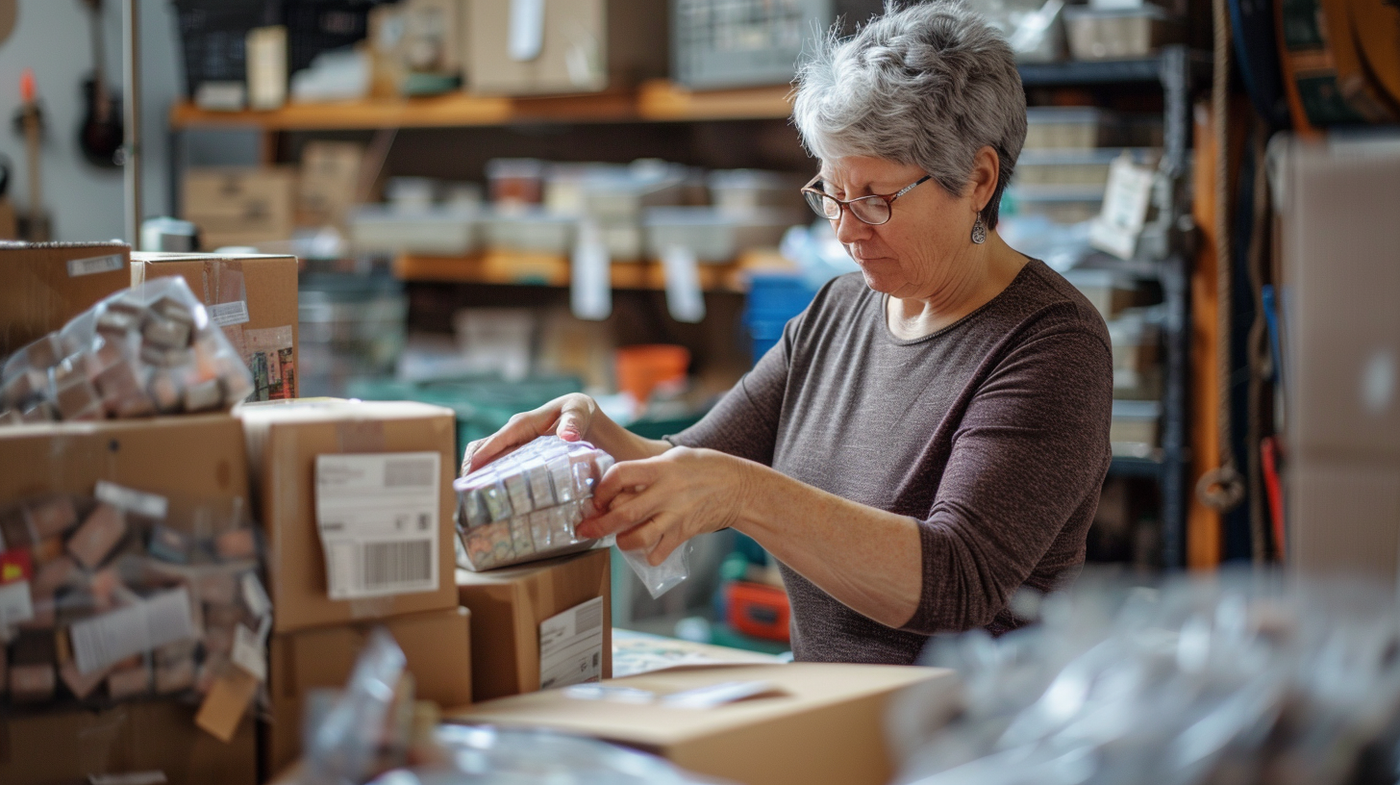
left=670, top=260, right=1114, bottom=664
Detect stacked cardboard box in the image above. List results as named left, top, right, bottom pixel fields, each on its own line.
left=181, top=168, right=296, bottom=251
left=131, top=252, right=300, bottom=401
left=236, top=398, right=473, bottom=773
left=0, top=241, right=131, bottom=358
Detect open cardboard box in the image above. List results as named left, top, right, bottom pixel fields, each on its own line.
left=447, top=662, right=958, bottom=785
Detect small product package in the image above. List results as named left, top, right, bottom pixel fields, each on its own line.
left=0, top=276, right=254, bottom=425
left=0, top=480, right=270, bottom=737
left=455, top=435, right=690, bottom=598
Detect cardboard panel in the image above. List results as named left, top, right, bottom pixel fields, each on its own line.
left=0, top=241, right=131, bottom=358
left=456, top=548, right=611, bottom=701
left=264, top=606, right=473, bottom=775
left=1291, top=460, right=1400, bottom=580
left=236, top=399, right=459, bottom=633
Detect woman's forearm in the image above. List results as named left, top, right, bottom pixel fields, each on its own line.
left=586, top=410, right=672, bottom=462
left=731, top=461, right=923, bottom=629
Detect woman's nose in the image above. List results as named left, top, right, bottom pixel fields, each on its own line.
left=832, top=208, right=871, bottom=244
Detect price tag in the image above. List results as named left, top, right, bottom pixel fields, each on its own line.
left=571, top=222, right=612, bottom=321
left=1089, top=153, right=1155, bottom=260
left=660, top=244, right=706, bottom=324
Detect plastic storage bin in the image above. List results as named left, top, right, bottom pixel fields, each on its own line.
left=1014, top=148, right=1162, bottom=188
left=1024, top=107, right=1123, bottom=149
left=744, top=271, right=817, bottom=361
left=1061, top=268, right=1143, bottom=319
left=1110, top=399, right=1161, bottom=453
left=482, top=210, right=576, bottom=254
left=643, top=207, right=797, bottom=262
left=1002, top=186, right=1105, bottom=224
left=1064, top=6, right=1182, bottom=61
left=348, top=206, right=479, bottom=256
left=707, top=170, right=806, bottom=213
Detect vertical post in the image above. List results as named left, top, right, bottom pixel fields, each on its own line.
left=122, top=0, right=142, bottom=246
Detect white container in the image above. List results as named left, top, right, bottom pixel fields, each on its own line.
left=1063, top=6, right=1181, bottom=61
left=348, top=205, right=479, bottom=255
left=707, top=169, right=806, bottom=213
left=1110, top=399, right=1161, bottom=450
left=643, top=207, right=798, bottom=262
left=581, top=172, right=686, bottom=221
left=1003, top=185, right=1105, bottom=224
left=482, top=209, right=576, bottom=254
left=1106, top=307, right=1161, bottom=372
left=1015, top=148, right=1162, bottom=188
left=598, top=222, right=644, bottom=261
left=384, top=177, right=438, bottom=211
left=1061, top=267, right=1142, bottom=319
left=1024, top=107, right=1123, bottom=149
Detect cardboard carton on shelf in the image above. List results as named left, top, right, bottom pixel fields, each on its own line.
left=264, top=606, right=473, bottom=775
left=448, top=662, right=957, bottom=785
left=236, top=399, right=459, bottom=633
left=131, top=252, right=300, bottom=401
left=0, top=699, right=257, bottom=785
left=181, top=167, right=296, bottom=251
left=0, top=240, right=131, bottom=358
left=467, top=0, right=667, bottom=96
left=456, top=548, right=612, bottom=701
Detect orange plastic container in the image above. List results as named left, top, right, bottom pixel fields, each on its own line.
left=725, top=580, right=791, bottom=642
left=614, top=344, right=690, bottom=404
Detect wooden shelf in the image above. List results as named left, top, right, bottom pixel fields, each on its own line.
left=392, top=248, right=797, bottom=292
left=169, top=81, right=793, bottom=131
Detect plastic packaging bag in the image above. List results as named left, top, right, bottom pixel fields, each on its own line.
left=621, top=540, right=693, bottom=600
left=303, top=628, right=412, bottom=785
left=0, top=276, right=254, bottom=425
left=0, top=481, right=268, bottom=715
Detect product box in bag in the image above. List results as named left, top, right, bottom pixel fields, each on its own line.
left=132, top=252, right=299, bottom=401
left=0, top=241, right=131, bottom=359
left=455, top=547, right=611, bottom=702
left=236, top=399, right=459, bottom=633
left=263, top=606, right=473, bottom=775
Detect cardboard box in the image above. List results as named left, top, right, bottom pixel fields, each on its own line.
left=182, top=167, right=297, bottom=251
left=448, top=662, right=956, bottom=785
left=1290, top=460, right=1400, bottom=579
left=0, top=699, right=257, bottom=785
left=298, top=141, right=365, bottom=228
left=132, top=252, right=300, bottom=401
left=0, top=241, right=131, bottom=358
left=467, top=0, right=667, bottom=96
left=456, top=548, right=612, bottom=701
left=264, top=606, right=473, bottom=775
left=236, top=399, right=459, bottom=633
left=0, top=413, right=248, bottom=504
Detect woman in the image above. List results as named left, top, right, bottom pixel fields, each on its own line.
left=463, top=2, right=1113, bottom=665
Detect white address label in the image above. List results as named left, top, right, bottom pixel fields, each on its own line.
left=315, top=452, right=441, bottom=600
left=207, top=300, right=251, bottom=327
left=540, top=596, right=604, bottom=690
left=70, top=587, right=197, bottom=675
left=67, top=253, right=125, bottom=277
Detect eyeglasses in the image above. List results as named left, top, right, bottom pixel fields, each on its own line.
left=801, top=174, right=932, bottom=226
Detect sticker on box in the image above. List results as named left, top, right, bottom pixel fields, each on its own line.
left=539, top=596, right=605, bottom=690
left=315, top=452, right=441, bottom=600
left=66, top=253, right=125, bottom=277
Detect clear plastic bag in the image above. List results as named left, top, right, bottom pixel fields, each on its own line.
left=621, top=540, right=693, bottom=600
left=303, top=628, right=412, bottom=785
left=0, top=276, right=254, bottom=425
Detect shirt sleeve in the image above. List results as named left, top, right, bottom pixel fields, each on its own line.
left=901, top=326, right=1114, bottom=634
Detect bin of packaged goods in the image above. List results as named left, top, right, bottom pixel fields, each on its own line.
left=643, top=207, right=800, bottom=263
left=707, top=169, right=807, bottom=213
left=1063, top=5, right=1183, bottom=61
left=579, top=166, right=687, bottom=222
left=1014, top=148, right=1163, bottom=188
left=482, top=209, right=577, bottom=255
left=1110, top=399, right=1161, bottom=455
left=1061, top=267, right=1144, bottom=320
left=1107, top=306, right=1164, bottom=400
left=1023, top=106, right=1124, bottom=149
left=347, top=205, right=480, bottom=256
left=456, top=435, right=615, bottom=571
left=1002, top=185, right=1105, bottom=224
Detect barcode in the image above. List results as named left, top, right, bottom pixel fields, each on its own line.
left=363, top=540, right=432, bottom=590
left=576, top=601, right=603, bottom=633
left=207, top=300, right=250, bottom=327
left=385, top=458, right=436, bottom=488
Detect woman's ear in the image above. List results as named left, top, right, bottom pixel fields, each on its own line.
left=969, top=146, right=1000, bottom=212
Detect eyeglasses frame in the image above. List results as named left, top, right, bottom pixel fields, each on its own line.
left=800, top=174, right=933, bottom=226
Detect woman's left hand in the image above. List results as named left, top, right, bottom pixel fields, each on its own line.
left=576, top=446, right=753, bottom=565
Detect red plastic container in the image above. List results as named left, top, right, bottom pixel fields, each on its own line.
left=725, top=580, right=791, bottom=642
left=614, top=344, right=690, bottom=404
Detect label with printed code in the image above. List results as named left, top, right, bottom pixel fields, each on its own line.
left=539, top=596, right=604, bottom=690
left=207, top=300, right=251, bottom=327
left=67, top=253, right=125, bottom=277
left=315, top=452, right=441, bottom=600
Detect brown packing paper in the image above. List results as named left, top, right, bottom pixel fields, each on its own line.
left=197, top=666, right=261, bottom=743
left=264, top=606, right=473, bottom=774
left=455, top=548, right=611, bottom=702
left=236, top=399, right=457, bottom=633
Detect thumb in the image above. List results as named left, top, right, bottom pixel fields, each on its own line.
left=555, top=399, right=590, bottom=441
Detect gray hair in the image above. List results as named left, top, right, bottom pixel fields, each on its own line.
left=793, top=1, right=1026, bottom=228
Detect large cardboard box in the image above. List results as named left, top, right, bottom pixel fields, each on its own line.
left=236, top=399, right=459, bottom=633
left=182, top=167, right=297, bottom=251
left=132, top=252, right=300, bottom=401
left=0, top=699, right=258, bottom=785
left=297, top=141, right=365, bottom=228
left=449, top=662, right=956, bottom=785
left=456, top=548, right=612, bottom=702
left=264, top=606, right=473, bottom=775
left=467, top=0, right=667, bottom=96
left=0, top=240, right=131, bottom=358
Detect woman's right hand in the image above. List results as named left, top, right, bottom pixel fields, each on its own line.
left=460, top=393, right=599, bottom=476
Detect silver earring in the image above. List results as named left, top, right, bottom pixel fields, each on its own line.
left=971, top=215, right=987, bottom=244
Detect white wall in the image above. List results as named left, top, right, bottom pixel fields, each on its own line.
left=0, top=0, right=182, bottom=242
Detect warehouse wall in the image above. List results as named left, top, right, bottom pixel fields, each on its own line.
left=0, top=0, right=181, bottom=242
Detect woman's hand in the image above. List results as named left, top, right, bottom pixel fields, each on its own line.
left=460, top=393, right=598, bottom=476
left=576, top=446, right=755, bottom=565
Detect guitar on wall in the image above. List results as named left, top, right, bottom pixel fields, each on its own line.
left=78, top=0, right=122, bottom=168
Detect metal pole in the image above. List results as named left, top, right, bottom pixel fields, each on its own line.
left=122, top=0, right=141, bottom=246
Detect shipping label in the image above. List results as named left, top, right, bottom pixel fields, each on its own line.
left=70, top=587, right=198, bottom=674
left=539, top=596, right=604, bottom=690
left=67, top=253, right=125, bottom=277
